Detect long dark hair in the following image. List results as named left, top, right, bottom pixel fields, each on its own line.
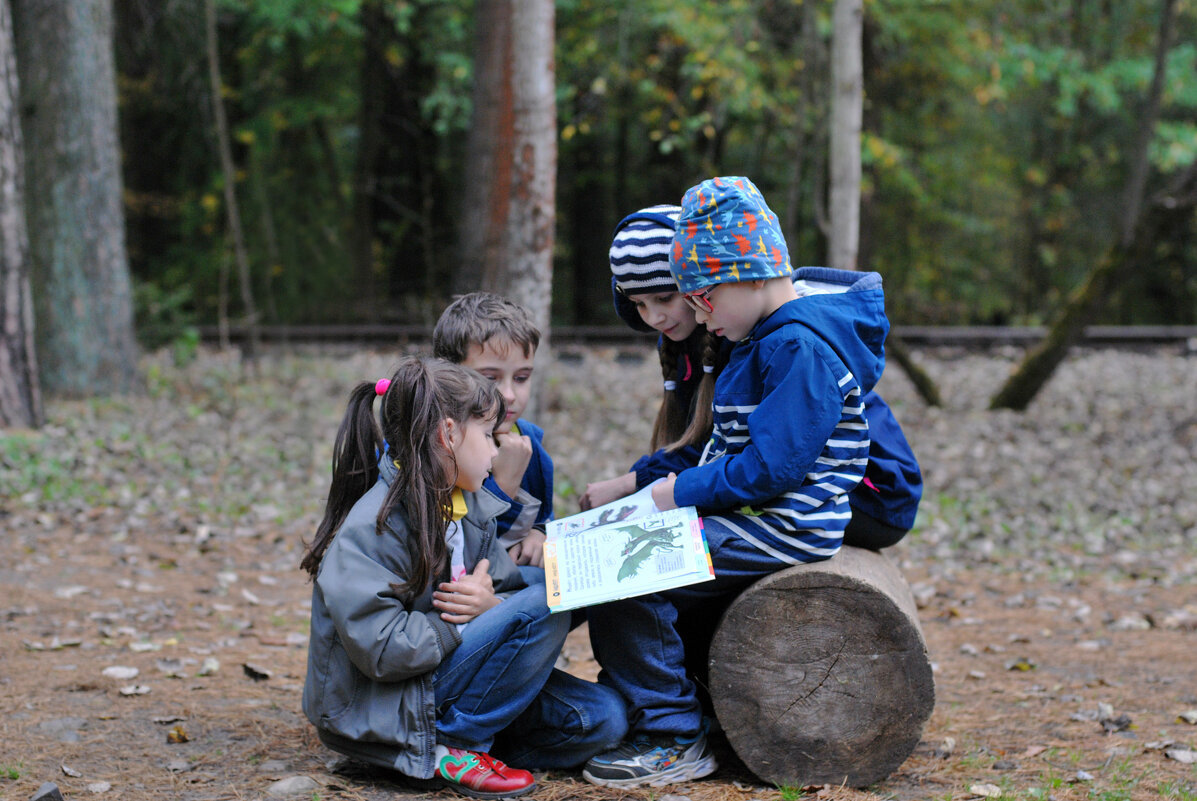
left=661, top=328, right=728, bottom=453
left=301, top=357, right=504, bottom=601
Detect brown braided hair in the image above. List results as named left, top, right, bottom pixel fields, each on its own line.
left=666, top=329, right=728, bottom=452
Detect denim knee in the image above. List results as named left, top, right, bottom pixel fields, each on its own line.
left=588, top=683, right=630, bottom=748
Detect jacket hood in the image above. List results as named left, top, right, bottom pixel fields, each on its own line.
left=753, top=266, right=889, bottom=393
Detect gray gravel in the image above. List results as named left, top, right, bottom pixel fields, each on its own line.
left=538, top=343, right=1197, bottom=585
left=9, top=342, right=1195, bottom=586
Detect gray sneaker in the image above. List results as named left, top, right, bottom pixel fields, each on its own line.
left=581, top=729, right=717, bottom=788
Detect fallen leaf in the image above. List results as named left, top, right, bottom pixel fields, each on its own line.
left=1165, top=748, right=1197, bottom=765
left=1021, top=745, right=1048, bottom=758
left=61, top=764, right=82, bottom=777
left=243, top=662, right=272, bottom=681
left=167, top=725, right=189, bottom=744
left=969, top=783, right=1003, bottom=797
left=102, top=666, right=139, bottom=680
left=1178, top=710, right=1197, bottom=725
left=156, top=658, right=186, bottom=677
left=934, top=736, right=956, bottom=758
left=86, top=781, right=112, bottom=793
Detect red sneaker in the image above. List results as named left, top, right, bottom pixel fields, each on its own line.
left=436, top=747, right=536, bottom=799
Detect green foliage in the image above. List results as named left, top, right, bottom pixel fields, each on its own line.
left=133, top=280, right=200, bottom=363
left=114, top=0, right=1197, bottom=332
left=0, top=432, right=110, bottom=506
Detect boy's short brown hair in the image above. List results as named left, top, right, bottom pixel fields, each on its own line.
left=432, top=291, right=541, bottom=363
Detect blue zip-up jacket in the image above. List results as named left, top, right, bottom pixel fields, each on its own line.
left=673, top=268, right=888, bottom=563
left=483, top=418, right=554, bottom=544
left=853, top=390, right=922, bottom=530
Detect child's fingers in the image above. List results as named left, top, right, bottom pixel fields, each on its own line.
left=472, top=558, right=490, bottom=576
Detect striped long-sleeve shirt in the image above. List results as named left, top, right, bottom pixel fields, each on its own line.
left=673, top=268, right=890, bottom=564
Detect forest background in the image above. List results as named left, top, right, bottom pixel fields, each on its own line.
left=3, top=0, right=1197, bottom=419
left=111, top=0, right=1196, bottom=339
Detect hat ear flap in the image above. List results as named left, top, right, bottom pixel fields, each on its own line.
left=611, top=276, right=655, bottom=332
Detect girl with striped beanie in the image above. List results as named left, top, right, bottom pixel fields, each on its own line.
left=579, top=205, right=730, bottom=511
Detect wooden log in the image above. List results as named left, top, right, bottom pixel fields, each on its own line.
left=708, top=546, right=934, bottom=788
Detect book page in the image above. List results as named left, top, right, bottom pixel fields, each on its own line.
left=544, top=503, right=714, bottom=612
left=544, top=482, right=659, bottom=539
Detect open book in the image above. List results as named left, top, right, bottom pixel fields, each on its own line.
left=543, top=483, right=715, bottom=613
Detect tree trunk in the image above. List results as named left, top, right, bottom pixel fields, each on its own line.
left=0, top=0, right=41, bottom=428
left=204, top=0, right=258, bottom=363
left=458, top=0, right=556, bottom=340
left=828, top=0, right=862, bottom=271
left=709, top=546, right=934, bottom=788
left=350, top=0, right=387, bottom=320
left=989, top=0, right=1176, bottom=411
left=458, top=0, right=555, bottom=416
left=13, top=0, right=139, bottom=397
left=886, top=331, right=941, bottom=407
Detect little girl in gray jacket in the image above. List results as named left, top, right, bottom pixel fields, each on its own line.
left=301, top=356, right=626, bottom=799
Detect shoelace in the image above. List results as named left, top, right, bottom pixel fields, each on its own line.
left=470, top=751, right=510, bottom=776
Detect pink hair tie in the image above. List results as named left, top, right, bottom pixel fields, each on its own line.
left=374, top=378, right=391, bottom=397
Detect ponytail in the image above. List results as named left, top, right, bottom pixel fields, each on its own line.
left=300, top=356, right=504, bottom=603
left=649, top=336, right=689, bottom=450
left=301, top=382, right=383, bottom=577
left=667, top=330, right=726, bottom=452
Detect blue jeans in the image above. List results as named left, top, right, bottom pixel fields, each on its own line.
left=434, top=584, right=627, bottom=769
left=586, top=516, right=795, bottom=737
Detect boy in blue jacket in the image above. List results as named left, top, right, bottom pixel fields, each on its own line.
left=582, top=206, right=922, bottom=547
left=433, top=292, right=554, bottom=568
left=583, top=176, right=895, bottom=789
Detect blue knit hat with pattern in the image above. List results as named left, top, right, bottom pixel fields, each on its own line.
left=669, top=176, right=793, bottom=294
left=609, top=205, right=682, bottom=332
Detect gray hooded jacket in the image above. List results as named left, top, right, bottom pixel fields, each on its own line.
left=302, top=458, right=524, bottom=778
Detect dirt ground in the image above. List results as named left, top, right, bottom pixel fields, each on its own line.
left=2, top=345, right=1196, bottom=801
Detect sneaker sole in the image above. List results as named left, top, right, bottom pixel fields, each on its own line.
left=582, top=754, right=718, bottom=788
left=437, top=778, right=537, bottom=800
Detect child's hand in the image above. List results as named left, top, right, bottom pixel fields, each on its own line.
left=490, top=431, right=533, bottom=499
left=579, top=472, right=637, bottom=511
left=651, top=473, right=678, bottom=512
left=433, top=559, right=500, bottom=624
left=507, top=529, right=546, bottom=567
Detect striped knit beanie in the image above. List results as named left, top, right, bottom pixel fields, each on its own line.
left=669, top=176, right=793, bottom=294
left=609, top=205, right=682, bottom=332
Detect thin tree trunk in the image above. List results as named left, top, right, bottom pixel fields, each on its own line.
left=0, top=0, right=42, bottom=428
left=459, top=0, right=556, bottom=385
left=14, top=0, right=139, bottom=397
left=990, top=0, right=1177, bottom=411
left=828, top=0, right=862, bottom=271
left=204, top=0, right=258, bottom=362
left=350, top=0, right=386, bottom=320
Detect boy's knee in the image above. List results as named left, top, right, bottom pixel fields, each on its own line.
left=591, top=686, right=630, bottom=745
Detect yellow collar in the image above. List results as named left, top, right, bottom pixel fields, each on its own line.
left=449, top=488, right=468, bottom=521
left=394, top=458, right=467, bottom=521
